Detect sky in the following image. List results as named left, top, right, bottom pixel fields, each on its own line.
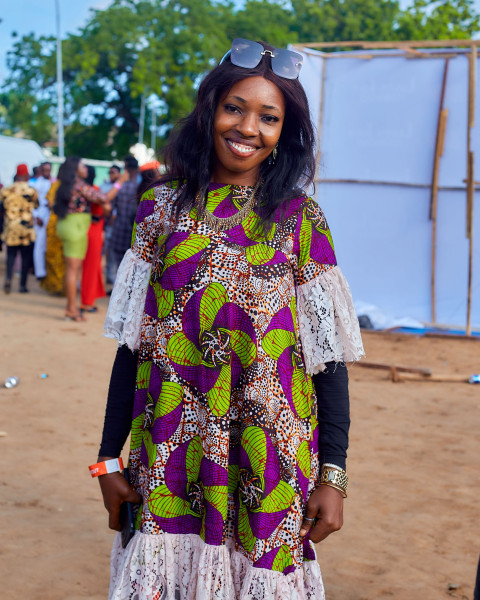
left=0, top=0, right=111, bottom=81
left=1, top=0, right=480, bottom=82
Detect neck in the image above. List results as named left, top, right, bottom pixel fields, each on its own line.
left=210, top=165, right=260, bottom=187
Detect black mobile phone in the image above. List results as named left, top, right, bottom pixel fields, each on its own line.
left=119, top=467, right=141, bottom=549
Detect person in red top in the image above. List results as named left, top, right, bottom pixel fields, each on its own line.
left=80, top=165, right=109, bottom=312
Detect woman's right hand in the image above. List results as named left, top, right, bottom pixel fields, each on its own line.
left=98, top=469, right=142, bottom=531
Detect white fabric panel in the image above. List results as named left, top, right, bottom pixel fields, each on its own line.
left=439, top=56, right=469, bottom=187
left=299, top=48, right=480, bottom=329
left=297, top=50, right=325, bottom=147
left=435, top=190, right=480, bottom=326
left=319, top=55, right=446, bottom=183
left=317, top=183, right=435, bottom=323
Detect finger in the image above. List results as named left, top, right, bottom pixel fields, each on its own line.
left=125, top=487, right=142, bottom=504
left=299, top=504, right=318, bottom=538
left=108, top=503, right=121, bottom=531
left=299, top=516, right=316, bottom=538
left=309, top=514, right=342, bottom=544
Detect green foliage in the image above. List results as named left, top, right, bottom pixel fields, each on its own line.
left=395, top=0, right=480, bottom=40
left=290, top=0, right=401, bottom=43
left=0, top=0, right=478, bottom=158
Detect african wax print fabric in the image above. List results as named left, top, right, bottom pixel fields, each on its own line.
left=104, top=182, right=364, bottom=600
left=41, top=182, right=65, bottom=296
left=0, top=182, right=38, bottom=246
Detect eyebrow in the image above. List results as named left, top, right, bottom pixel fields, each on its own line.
left=231, top=95, right=280, bottom=112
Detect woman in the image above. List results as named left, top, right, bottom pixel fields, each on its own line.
left=80, top=165, right=110, bottom=312
left=54, top=157, right=124, bottom=321
left=96, top=39, right=364, bottom=599
left=41, top=180, right=64, bottom=296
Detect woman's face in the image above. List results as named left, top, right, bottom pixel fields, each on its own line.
left=77, top=160, right=88, bottom=180
left=212, top=76, right=285, bottom=186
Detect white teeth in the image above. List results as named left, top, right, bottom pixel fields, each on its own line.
left=228, top=140, right=256, bottom=154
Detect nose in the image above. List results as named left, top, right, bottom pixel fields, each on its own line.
left=237, top=111, right=259, bottom=137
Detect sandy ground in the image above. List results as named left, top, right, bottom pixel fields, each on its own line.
left=0, top=261, right=479, bottom=600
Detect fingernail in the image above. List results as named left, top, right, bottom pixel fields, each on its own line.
left=299, top=529, right=306, bottom=537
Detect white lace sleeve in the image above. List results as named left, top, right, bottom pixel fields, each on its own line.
left=103, top=249, right=152, bottom=351
left=296, top=265, right=365, bottom=375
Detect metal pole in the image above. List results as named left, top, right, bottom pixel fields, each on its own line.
left=138, top=94, right=146, bottom=145
left=151, top=107, right=157, bottom=150
left=55, top=0, right=64, bottom=158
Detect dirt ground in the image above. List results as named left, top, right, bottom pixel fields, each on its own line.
left=0, top=262, right=479, bottom=600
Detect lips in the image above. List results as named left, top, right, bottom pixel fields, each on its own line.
left=226, top=138, right=259, bottom=158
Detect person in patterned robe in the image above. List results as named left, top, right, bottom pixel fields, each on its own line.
left=96, top=39, right=364, bottom=600
left=1, top=164, right=38, bottom=293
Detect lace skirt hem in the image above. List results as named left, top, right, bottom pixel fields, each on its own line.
left=109, top=531, right=325, bottom=600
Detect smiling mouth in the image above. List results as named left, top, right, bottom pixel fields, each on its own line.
left=226, top=139, right=259, bottom=157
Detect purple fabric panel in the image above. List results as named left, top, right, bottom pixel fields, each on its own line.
left=135, top=199, right=155, bottom=224
left=214, top=302, right=256, bottom=341
left=150, top=514, right=201, bottom=535
left=133, top=388, right=147, bottom=420
left=162, top=250, right=204, bottom=291
left=249, top=508, right=289, bottom=539
left=144, top=283, right=158, bottom=319
left=150, top=403, right=183, bottom=445
left=264, top=305, right=294, bottom=337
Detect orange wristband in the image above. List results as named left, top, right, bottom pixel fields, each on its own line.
left=88, top=457, right=124, bottom=478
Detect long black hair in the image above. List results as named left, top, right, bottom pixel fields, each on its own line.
left=85, top=164, right=96, bottom=186
left=53, top=156, right=81, bottom=219
left=161, top=41, right=316, bottom=230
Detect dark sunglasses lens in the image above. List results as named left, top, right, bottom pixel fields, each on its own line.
left=230, top=38, right=264, bottom=69
left=272, top=48, right=303, bottom=79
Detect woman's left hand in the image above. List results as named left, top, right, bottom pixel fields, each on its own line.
left=299, top=485, right=344, bottom=543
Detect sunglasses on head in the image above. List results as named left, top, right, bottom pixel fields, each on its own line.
left=220, top=38, right=303, bottom=80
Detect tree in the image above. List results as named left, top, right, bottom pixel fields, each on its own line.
left=395, top=0, right=480, bottom=40
left=290, top=0, right=401, bottom=43
left=1, top=0, right=229, bottom=158
left=0, top=0, right=478, bottom=158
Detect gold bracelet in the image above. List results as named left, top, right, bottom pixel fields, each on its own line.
left=320, top=464, right=348, bottom=498
left=319, top=482, right=347, bottom=498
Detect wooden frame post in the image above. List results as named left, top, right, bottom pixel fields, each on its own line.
left=466, top=45, right=477, bottom=336
left=430, top=59, right=450, bottom=325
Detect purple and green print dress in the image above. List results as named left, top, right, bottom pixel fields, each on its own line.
left=104, top=182, right=364, bottom=600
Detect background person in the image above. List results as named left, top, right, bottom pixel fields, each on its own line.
left=80, top=165, right=107, bottom=312
left=54, top=157, right=123, bottom=321
left=40, top=179, right=64, bottom=295
left=101, top=164, right=122, bottom=285
left=107, top=155, right=139, bottom=284
left=32, top=161, right=54, bottom=280
left=0, top=163, right=38, bottom=294
left=137, top=160, right=162, bottom=199
left=29, top=166, right=41, bottom=185
left=96, top=39, right=363, bottom=598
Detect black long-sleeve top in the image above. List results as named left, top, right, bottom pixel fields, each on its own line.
left=99, top=347, right=350, bottom=470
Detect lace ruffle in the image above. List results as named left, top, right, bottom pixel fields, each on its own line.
left=297, top=266, right=365, bottom=375
left=104, top=249, right=152, bottom=351
left=109, top=531, right=325, bottom=600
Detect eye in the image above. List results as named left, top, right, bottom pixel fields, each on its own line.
left=224, top=104, right=241, bottom=114
left=262, top=114, right=280, bottom=124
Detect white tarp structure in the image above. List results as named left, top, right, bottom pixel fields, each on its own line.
left=0, top=135, right=46, bottom=186
left=296, top=41, right=480, bottom=330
